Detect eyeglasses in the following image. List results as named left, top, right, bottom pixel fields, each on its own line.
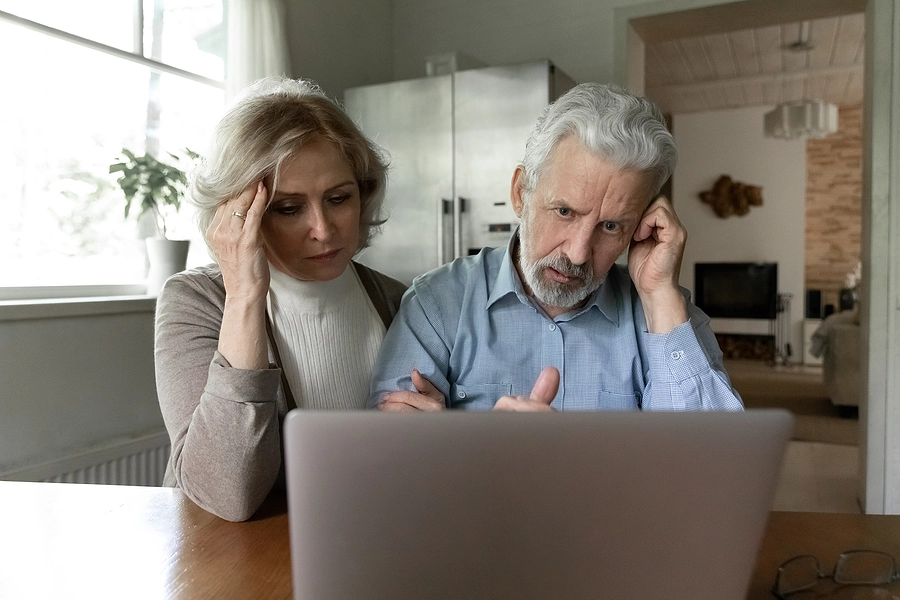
left=773, top=550, right=900, bottom=598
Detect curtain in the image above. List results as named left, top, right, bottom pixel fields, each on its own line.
left=226, top=0, right=292, bottom=98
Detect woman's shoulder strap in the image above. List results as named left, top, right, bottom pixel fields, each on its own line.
left=352, top=261, right=407, bottom=329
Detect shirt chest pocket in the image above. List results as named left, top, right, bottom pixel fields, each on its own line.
left=563, top=385, right=641, bottom=411
left=449, top=383, right=512, bottom=410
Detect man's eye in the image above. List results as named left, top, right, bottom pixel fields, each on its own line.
left=602, top=221, right=620, bottom=232
left=557, top=207, right=571, bottom=217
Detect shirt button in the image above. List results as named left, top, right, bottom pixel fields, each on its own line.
left=457, top=391, right=466, bottom=399
left=670, top=350, right=685, bottom=360
left=549, top=324, right=557, bottom=331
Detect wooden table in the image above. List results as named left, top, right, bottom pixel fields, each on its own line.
left=0, top=481, right=290, bottom=600
left=2, top=481, right=899, bottom=599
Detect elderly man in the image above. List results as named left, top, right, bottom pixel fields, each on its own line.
left=367, top=83, right=743, bottom=412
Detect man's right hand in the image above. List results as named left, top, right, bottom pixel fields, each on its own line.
left=377, top=369, right=446, bottom=412
left=492, top=367, right=559, bottom=412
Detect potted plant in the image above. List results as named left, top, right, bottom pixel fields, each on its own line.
left=109, top=147, right=198, bottom=295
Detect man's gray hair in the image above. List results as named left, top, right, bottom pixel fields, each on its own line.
left=520, top=83, right=676, bottom=198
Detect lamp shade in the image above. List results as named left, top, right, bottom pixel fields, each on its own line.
left=764, top=100, right=838, bottom=139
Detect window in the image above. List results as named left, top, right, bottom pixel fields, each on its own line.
left=0, top=0, right=224, bottom=290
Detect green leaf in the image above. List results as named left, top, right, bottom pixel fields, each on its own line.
left=109, top=146, right=200, bottom=236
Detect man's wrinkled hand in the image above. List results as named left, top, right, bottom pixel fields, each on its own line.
left=627, top=196, right=689, bottom=332
left=377, top=369, right=446, bottom=412
left=492, top=367, right=559, bottom=412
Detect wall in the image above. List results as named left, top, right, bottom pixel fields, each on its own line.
left=284, top=0, right=393, bottom=98
left=672, top=105, right=807, bottom=360
left=284, top=0, right=676, bottom=97
left=860, top=0, right=900, bottom=514
left=0, top=300, right=165, bottom=476
left=805, top=105, right=863, bottom=312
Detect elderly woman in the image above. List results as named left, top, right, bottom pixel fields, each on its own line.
left=154, top=77, right=407, bottom=522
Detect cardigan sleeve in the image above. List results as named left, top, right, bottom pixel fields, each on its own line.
left=154, top=268, right=284, bottom=522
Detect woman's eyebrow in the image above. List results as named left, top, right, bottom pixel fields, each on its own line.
left=325, top=180, right=357, bottom=192
left=270, top=191, right=306, bottom=201
left=271, top=180, right=357, bottom=200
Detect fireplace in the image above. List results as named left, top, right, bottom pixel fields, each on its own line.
left=715, top=333, right=776, bottom=361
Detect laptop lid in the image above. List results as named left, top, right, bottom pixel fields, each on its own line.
left=284, top=409, right=792, bottom=600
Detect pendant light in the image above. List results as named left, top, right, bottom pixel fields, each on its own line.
left=763, top=22, right=839, bottom=139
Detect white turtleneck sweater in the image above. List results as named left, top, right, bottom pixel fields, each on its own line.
left=267, top=264, right=385, bottom=410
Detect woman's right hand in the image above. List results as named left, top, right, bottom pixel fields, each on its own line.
left=207, top=182, right=270, bottom=303
left=209, top=182, right=272, bottom=370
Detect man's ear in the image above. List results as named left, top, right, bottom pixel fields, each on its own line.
left=510, top=166, right=527, bottom=218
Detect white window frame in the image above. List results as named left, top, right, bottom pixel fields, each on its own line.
left=0, top=5, right=224, bottom=306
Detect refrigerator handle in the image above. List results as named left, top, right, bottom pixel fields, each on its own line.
left=453, top=196, right=466, bottom=259
left=440, top=198, right=454, bottom=264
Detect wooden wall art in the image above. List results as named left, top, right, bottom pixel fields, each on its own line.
left=698, top=175, right=763, bottom=218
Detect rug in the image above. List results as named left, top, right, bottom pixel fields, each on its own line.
left=725, top=360, right=859, bottom=446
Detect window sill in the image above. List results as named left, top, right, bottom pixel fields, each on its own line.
left=0, top=294, right=156, bottom=321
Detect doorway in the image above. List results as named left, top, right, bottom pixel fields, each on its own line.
left=613, top=0, right=900, bottom=515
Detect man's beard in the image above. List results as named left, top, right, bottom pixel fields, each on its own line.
left=518, top=212, right=604, bottom=310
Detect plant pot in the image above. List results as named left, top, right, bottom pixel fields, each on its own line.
left=146, top=238, right=190, bottom=296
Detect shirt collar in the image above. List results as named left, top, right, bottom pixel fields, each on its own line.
left=487, top=231, right=531, bottom=308
left=486, top=228, right=621, bottom=326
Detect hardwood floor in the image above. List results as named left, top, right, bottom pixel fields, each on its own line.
left=772, top=441, right=860, bottom=513
left=724, top=359, right=862, bottom=513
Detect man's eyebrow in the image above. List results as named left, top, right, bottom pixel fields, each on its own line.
left=545, top=196, right=572, bottom=209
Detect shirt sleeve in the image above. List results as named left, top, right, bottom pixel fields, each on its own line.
left=155, top=272, right=283, bottom=522
left=640, top=311, right=744, bottom=411
left=367, top=280, right=452, bottom=408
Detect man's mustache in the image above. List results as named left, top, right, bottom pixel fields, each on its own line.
left=538, top=254, right=592, bottom=281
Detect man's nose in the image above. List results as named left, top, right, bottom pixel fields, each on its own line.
left=564, top=225, right=594, bottom=266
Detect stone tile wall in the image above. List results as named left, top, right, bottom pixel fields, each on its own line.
left=805, top=105, right=862, bottom=315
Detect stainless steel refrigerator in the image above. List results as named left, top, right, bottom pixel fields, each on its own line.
left=344, top=60, right=575, bottom=284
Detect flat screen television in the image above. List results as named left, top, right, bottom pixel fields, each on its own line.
left=694, top=262, right=778, bottom=320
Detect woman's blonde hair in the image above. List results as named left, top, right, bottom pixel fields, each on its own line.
left=190, top=76, right=389, bottom=254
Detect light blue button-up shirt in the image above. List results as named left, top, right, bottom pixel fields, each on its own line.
left=368, top=235, right=743, bottom=411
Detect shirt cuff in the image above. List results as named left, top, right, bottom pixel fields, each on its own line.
left=645, top=320, right=712, bottom=383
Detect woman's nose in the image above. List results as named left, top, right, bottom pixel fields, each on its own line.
left=309, top=207, right=334, bottom=241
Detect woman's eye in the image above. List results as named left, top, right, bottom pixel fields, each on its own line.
left=271, top=204, right=300, bottom=215
left=329, top=194, right=351, bottom=204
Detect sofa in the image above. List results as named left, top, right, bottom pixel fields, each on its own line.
left=810, top=310, right=862, bottom=411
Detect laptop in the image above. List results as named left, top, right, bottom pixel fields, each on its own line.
left=283, top=409, right=793, bottom=600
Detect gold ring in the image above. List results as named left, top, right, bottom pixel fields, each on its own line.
left=232, top=211, right=247, bottom=220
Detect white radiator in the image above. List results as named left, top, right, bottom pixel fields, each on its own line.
left=1, top=430, right=170, bottom=487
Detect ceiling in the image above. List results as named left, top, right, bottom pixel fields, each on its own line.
left=643, top=13, right=865, bottom=115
